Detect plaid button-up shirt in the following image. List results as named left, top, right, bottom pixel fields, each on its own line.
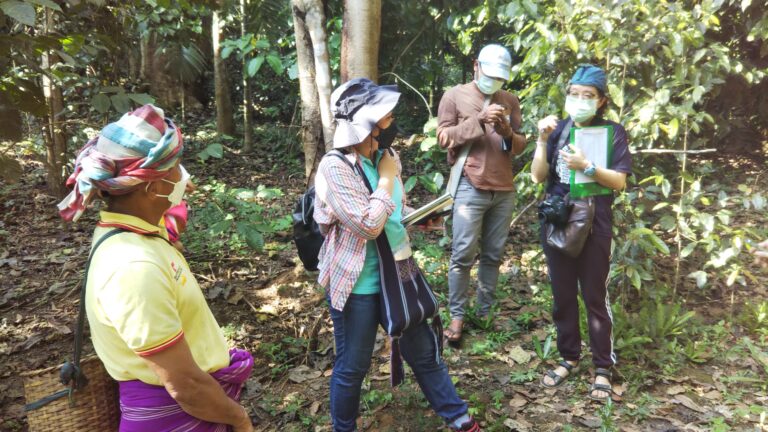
left=314, top=151, right=407, bottom=311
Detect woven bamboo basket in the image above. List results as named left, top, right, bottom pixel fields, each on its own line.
left=22, top=355, right=120, bottom=432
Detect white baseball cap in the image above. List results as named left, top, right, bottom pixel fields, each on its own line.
left=477, top=44, right=512, bottom=81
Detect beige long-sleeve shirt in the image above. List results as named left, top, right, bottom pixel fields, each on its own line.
left=437, top=82, right=526, bottom=191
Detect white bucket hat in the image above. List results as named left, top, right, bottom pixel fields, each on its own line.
left=330, top=78, right=401, bottom=149
left=477, top=44, right=512, bottom=81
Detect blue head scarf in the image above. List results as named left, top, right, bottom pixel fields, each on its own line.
left=569, top=64, right=607, bottom=94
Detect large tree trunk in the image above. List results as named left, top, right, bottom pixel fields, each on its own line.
left=240, top=0, right=253, bottom=152
left=292, top=0, right=323, bottom=184
left=41, top=8, right=67, bottom=198
left=340, top=0, right=381, bottom=82
left=212, top=6, right=235, bottom=135
left=292, top=0, right=334, bottom=184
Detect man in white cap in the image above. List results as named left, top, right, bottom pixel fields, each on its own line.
left=437, top=44, right=526, bottom=342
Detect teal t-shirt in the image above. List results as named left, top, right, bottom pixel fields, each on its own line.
left=350, top=151, right=404, bottom=295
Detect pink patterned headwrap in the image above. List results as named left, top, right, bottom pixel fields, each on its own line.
left=57, top=104, right=183, bottom=221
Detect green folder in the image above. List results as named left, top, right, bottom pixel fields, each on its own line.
left=569, top=125, right=614, bottom=198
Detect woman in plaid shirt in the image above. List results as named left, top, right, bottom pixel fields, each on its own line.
left=313, top=78, right=480, bottom=432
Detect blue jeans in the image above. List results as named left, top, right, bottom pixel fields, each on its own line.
left=328, top=294, right=468, bottom=432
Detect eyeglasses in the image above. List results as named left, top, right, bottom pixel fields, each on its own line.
left=568, top=91, right=599, bottom=100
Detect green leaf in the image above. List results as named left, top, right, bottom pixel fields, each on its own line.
left=55, top=50, right=76, bottom=66
left=661, top=179, right=671, bottom=198
left=404, top=176, right=417, bottom=193
left=688, top=270, right=707, bottom=288
left=419, top=174, right=439, bottom=194
left=221, top=46, right=234, bottom=60
left=430, top=172, right=445, bottom=191
left=648, top=232, right=670, bottom=254
left=0, top=0, right=36, bottom=26
left=127, top=93, right=155, bottom=106
left=266, top=53, right=283, bottom=75
left=680, top=242, right=697, bottom=258
left=565, top=33, right=578, bottom=53
left=668, top=118, right=679, bottom=138
left=287, top=63, right=298, bottom=80
left=204, top=143, right=224, bottom=158
left=92, top=93, right=111, bottom=114
left=608, top=83, right=624, bottom=108
left=422, top=117, right=438, bottom=136
left=247, top=55, right=264, bottom=77
left=26, top=0, right=61, bottom=11
left=110, top=93, right=131, bottom=113
left=420, top=136, right=437, bottom=151
left=692, top=86, right=705, bottom=103
left=522, top=0, right=537, bottom=16
left=255, top=39, right=269, bottom=50
left=238, top=223, right=264, bottom=251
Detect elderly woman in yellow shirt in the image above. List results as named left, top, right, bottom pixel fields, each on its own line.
left=58, top=104, right=253, bottom=432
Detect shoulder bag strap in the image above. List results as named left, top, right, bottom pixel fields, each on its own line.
left=445, top=96, right=492, bottom=198
left=26, top=228, right=128, bottom=412
left=69, top=228, right=128, bottom=384
left=326, top=149, right=360, bottom=177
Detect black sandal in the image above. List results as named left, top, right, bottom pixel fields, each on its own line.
left=589, top=367, right=614, bottom=401
left=541, top=360, right=577, bottom=388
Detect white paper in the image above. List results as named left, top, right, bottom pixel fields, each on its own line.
left=573, top=127, right=609, bottom=184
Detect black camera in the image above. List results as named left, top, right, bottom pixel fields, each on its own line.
left=538, top=195, right=572, bottom=228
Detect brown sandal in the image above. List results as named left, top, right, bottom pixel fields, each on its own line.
left=443, top=320, right=463, bottom=342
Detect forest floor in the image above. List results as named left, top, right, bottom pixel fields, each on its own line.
left=1, top=121, right=767, bottom=432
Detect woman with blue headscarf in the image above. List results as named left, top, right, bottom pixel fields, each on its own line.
left=530, top=65, right=632, bottom=401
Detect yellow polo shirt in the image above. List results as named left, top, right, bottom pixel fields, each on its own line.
left=85, top=211, right=229, bottom=385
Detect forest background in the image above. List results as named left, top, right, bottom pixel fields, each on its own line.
left=1, top=0, right=768, bottom=431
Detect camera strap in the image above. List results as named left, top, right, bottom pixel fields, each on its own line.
left=446, top=96, right=492, bottom=198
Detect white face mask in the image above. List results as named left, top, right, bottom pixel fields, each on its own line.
left=565, top=96, right=598, bottom=123
left=156, top=165, right=190, bottom=207
left=474, top=69, right=504, bottom=95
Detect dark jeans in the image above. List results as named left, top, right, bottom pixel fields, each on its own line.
left=541, top=230, right=616, bottom=368
left=328, top=294, right=467, bottom=432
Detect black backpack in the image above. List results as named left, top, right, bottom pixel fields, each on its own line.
left=293, top=150, right=357, bottom=271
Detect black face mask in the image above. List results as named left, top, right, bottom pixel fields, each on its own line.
left=374, top=121, right=398, bottom=149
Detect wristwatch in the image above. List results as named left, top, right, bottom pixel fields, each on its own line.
left=583, top=161, right=597, bottom=177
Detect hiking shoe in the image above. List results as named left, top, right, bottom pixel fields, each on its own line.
left=454, top=417, right=481, bottom=431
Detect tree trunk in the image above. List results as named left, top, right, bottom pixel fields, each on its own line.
left=128, top=44, right=141, bottom=81
left=140, top=32, right=154, bottom=80
left=212, top=7, right=235, bottom=135
left=42, top=8, right=67, bottom=198
left=340, top=0, right=381, bottom=82
left=292, top=0, right=324, bottom=184
left=240, top=0, right=253, bottom=152
left=304, top=0, right=334, bottom=151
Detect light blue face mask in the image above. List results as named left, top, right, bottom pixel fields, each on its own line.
left=475, top=74, right=504, bottom=95
left=565, top=96, right=598, bottom=123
